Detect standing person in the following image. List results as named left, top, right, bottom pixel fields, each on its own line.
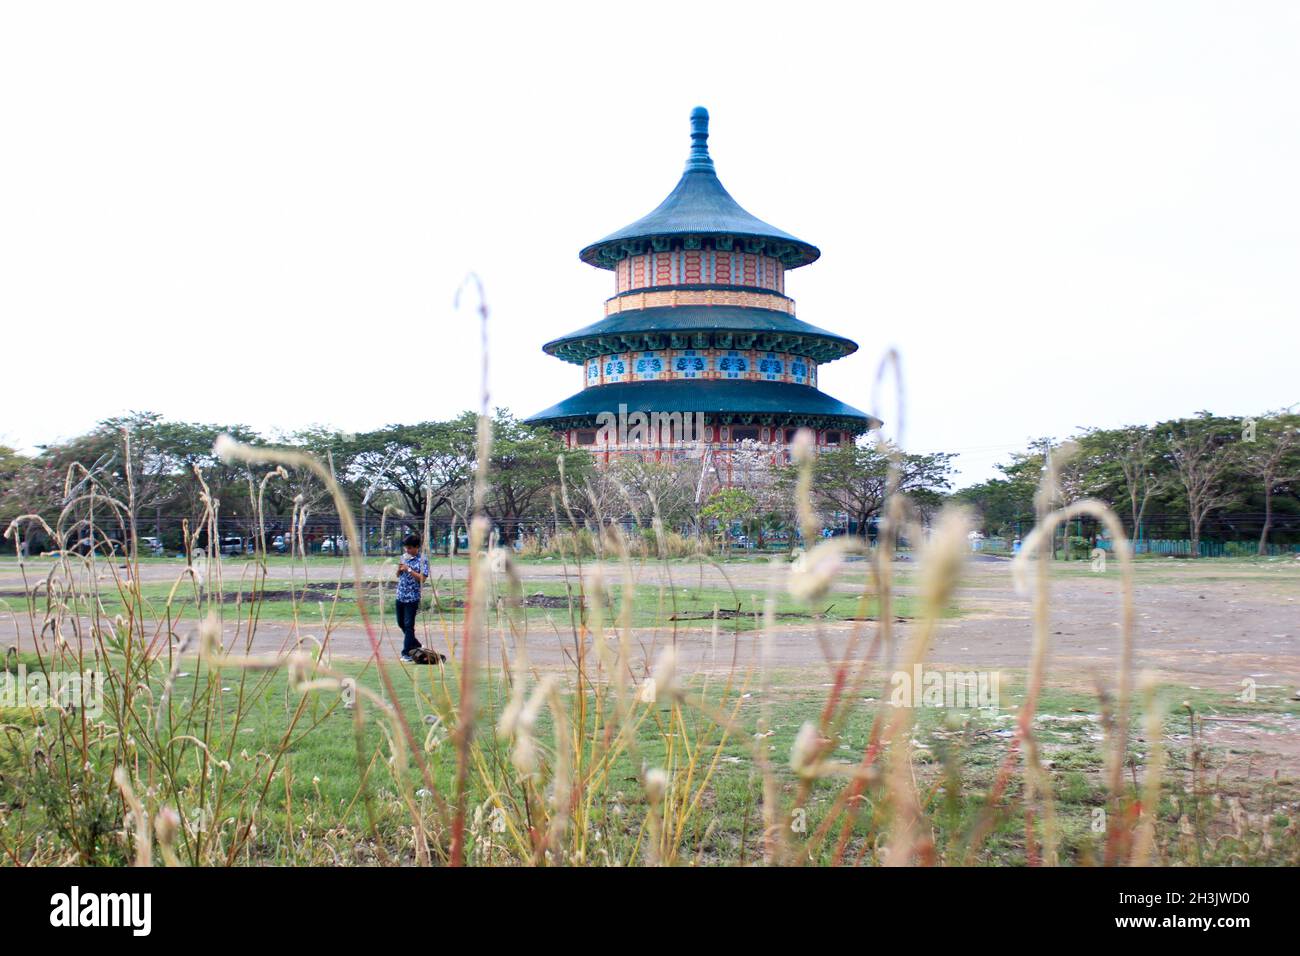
left=395, top=533, right=429, bottom=663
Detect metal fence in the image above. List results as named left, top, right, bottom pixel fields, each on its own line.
left=970, top=536, right=1298, bottom=558
left=1098, top=538, right=1299, bottom=558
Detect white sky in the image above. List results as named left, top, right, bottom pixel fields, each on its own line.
left=2, top=1, right=1297, bottom=486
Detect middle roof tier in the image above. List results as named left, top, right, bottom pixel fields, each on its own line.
left=542, top=305, right=858, bottom=365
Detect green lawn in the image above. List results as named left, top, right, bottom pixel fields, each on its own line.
left=3, top=647, right=1292, bottom=866
left=0, top=571, right=942, bottom=630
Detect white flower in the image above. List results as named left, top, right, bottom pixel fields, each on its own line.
left=788, top=538, right=852, bottom=602
left=790, top=721, right=824, bottom=778
left=643, top=767, right=669, bottom=803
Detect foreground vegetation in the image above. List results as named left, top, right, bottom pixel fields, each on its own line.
left=1, top=414, right=1295, bottom=867
left=3, top=651, right=1293, bottom=866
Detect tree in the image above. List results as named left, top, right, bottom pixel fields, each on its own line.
left=481, top=411, right=591, bottom=527
left=729, top=438, right=772, bottom=492
left=610, top=457, right=698, bottom=529
left=700, top=487, right=757, bottom=552
left=346, top=421, right=470, bottom=522
left=795, top=442, right=956, bottom=538
left=1072, top=425, right=1172, bottom=550
left=17, top=414, right=264, bottom=552
left=566, top=465, right=628, bottom=554
left=741, top=509, right=791, bottom=550
left=0, top=445, right=33, bottom=538
left=432, top=410, right=591, bottom=546
left=0, top=442, right=76, bottom=550
left=96, top=413, right=177, bottom=526
left=954, top=440, right=1049, bottom=538
left=1239, top=411, right=1300, bottom=554
left=109, top=414, right=266, bottom=533
left=1161, top=414, right=1240, bottom=557
left=280, top=426, right=364, bottom=511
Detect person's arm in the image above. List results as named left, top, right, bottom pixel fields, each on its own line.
left=404, top=558, right=427, bottom=584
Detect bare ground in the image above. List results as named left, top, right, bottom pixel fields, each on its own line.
left=4, top=555, right=1296, bottom=686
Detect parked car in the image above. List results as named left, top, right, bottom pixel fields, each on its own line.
left=220, top=536, right=248, bottom=556
left=320, top=537, right=349, bottom=554
left=271, top=534, right=288, bottom=554
left=138, top=536, right=165, bottom=556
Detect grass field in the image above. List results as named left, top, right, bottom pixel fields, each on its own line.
left=4, top=646, right=1293, bottom=866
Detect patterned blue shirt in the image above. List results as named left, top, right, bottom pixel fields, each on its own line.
left=396, top=552, right=429, bottom=603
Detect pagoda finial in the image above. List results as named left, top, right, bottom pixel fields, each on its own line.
left=686, top=106, right=713, bottom=172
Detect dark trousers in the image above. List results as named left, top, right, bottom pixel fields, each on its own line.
left=395, top=600, right=422, bottom=653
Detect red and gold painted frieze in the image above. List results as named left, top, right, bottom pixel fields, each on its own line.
left=614, top=251, right=786, bottom=294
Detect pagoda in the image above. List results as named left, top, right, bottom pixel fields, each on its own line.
left=526, top=107, right=876, bottom=477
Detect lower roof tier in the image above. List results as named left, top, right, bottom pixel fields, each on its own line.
left=525, top=379, right=879, bottom=432
left=541, top=305, right=857, bottom=365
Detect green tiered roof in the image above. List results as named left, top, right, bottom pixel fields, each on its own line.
left=542, top=306, right=857, bottom=365
left=529, top=380, right=875, bottom=430
left=579, top=107, right=820, bottom=270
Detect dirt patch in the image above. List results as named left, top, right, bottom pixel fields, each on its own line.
left=670, top=607, right=804, bottom=621
left=430, top=592, right=582, bottom=611
left=523, top=592, right=582, bottom=609
left=667, top=605, right=910, bottom=623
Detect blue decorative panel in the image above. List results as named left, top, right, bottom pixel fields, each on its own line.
left=634, top=351, right=664, bottom=380
left=759, top=351, right=783, bottom=381
left=586, top=348, right=814, bottom=387
left=603, top=357, right=627, bottom=383
left=674, top=349, right=706, bottom=378
left=717, top=350, right=748, bottom=379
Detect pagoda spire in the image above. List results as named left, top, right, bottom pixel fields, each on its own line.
left=579, top=106, right=820, bottom=269
left=686, top=106, right=714, bottom=172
